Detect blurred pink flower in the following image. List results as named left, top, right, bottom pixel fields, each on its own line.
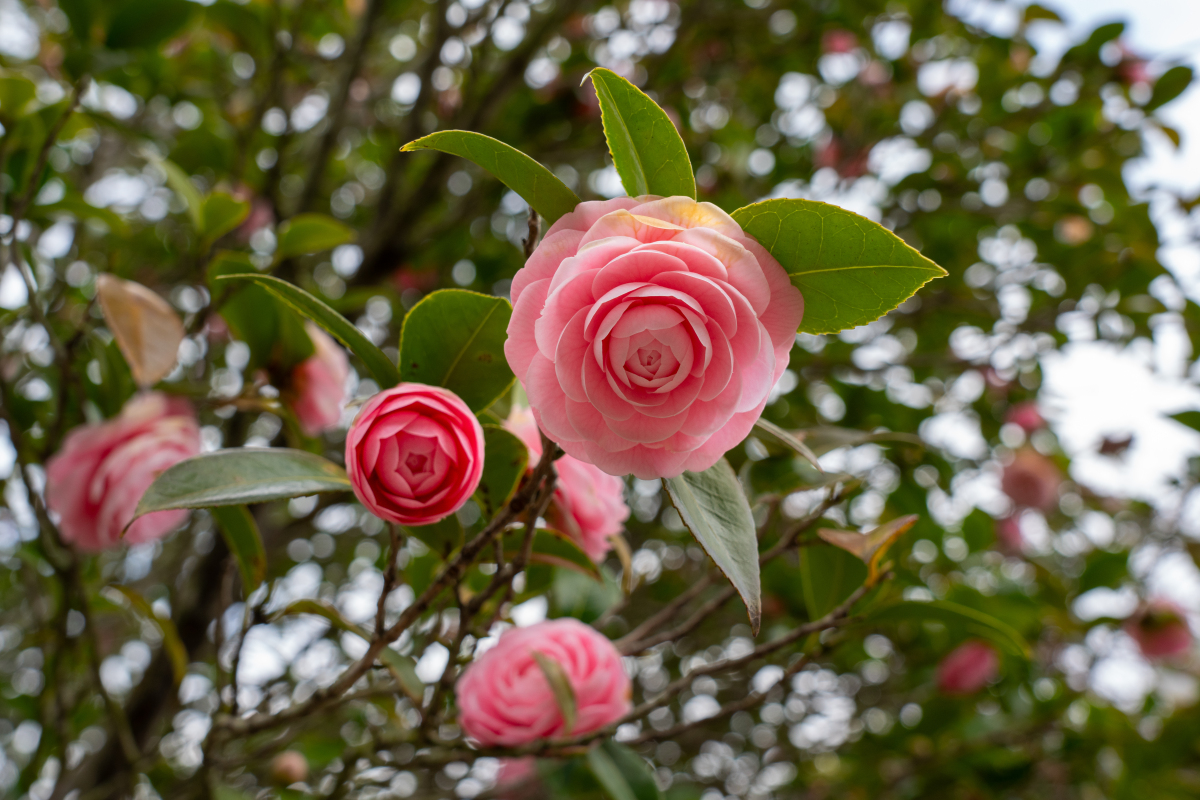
left=1001, top=448, right=1062, bottom=513
left=456, top=618, right=631, bottom=746
left=995, top=515, right=1024, bottom=554
left=1126, top=599, right=1193, bottom=660
left=345, top=384, right=484, bottom=526
left=46, top=393, right=201, bottom=551
left=291, top=322, right=350, bottom=436
left=937, top=640, right=999, bottom=695
left=506, top=405, right=629, bottom=562
left=822, top=28, right=857, bottom=53
left=1005, top=402, right=1044, bottom=434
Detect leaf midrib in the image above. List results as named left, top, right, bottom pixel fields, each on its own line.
left=436, top=299, right=501, bottom=389
left=594, top=76, right=649, bottom=196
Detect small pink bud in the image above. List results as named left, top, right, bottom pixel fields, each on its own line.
left=290, top=323, right=350, bottom=437
left=937, top=640, right=999, bottom=695
left=1005, top=402, right=1044, bottom=434
left=1126, top=599, right=1193, bottom=660
left=821, top=29, right=857, bottom=54
left=270, top=750, right=309, bottom=785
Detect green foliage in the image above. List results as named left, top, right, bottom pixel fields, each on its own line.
left=588, top=741, right=663, bottom=800
left=476, top=424, right=529, bottom=520
left=210, top=506, right=267, bottom=594
left=799, top=543, right=867, bottom=619
left=502, top=527, right=601, bottom=580
left=104, top=0, right=195, bottom=49
left=275, top=213, right=356, bottom=261
left=870, top=600, right=1030, bottom=658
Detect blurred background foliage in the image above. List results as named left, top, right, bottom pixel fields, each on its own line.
left=1, top=0, right=1199, bottom=797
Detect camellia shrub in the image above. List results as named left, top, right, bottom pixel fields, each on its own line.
left=1, top=1, right=1199, bottom=799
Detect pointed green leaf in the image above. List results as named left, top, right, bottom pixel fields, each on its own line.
left=275, top=213, right=356, bottom=261
left=503, top=528, right=601, bottom=580
left=105, top=0, right=194, bottom=49
left=210, top=506, right=266, bottom=593
left=201, top=192, right=250, bottom=243
left=404, top=515, right=464, bottom=556
left=663, top=458, right=761, bottom=634
left=588, top=741, right=662, bottom=800
left=377, top=647, right=425, bottom=703
left=1147, top=66, right=1194, bottom=112
left=216, top=273, right=400, bottom=387
left=753, top=418, right=821, bottom=471
left=110, top=586, right=189, bottom=687
left=133, top=448, right=350, bottom=521
left=154, top=156, right=203, bottom=230
left=1169, top=410, right=1200, bottom=433
left=870, top=599, right=1030, bottom=657
left=799, top=543, right=867, bottom=619
left=587, top=68, right=695, bottom=199
left=398, top=289, right=514, bottom=411
left=731, top=199, right=947, bottom=334
left=402, top=131, right=581, bottom=224
left=477, top=425, right=528, bottom=520
left=532, top=651, right=578, bottom=734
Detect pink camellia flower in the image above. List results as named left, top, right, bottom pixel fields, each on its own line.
left=505, top=196, right=804, bottom=479
left=346, top=384, right=484, bottom=526
left=46, top=393, right=201, bottom=551
left=506, top=405, right=630, bottom=562
left=822, top=28, right=858, bottom=54
left=291, top=322, right=350, bottom=436
left=495, top=758, right=541, bottom=798
left=995, top=515, right=1024, bottom=554
left=937, top=640, right=999, bottom=695
left=1001, top=448, right=1062, bottom=513
left=1005, top=402, right=1044, bottom=434
left=456, top=618, right=631, bottom=746
left=1125, top=599, right=1193, bottom=660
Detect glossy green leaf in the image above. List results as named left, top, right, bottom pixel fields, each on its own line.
left=201, top=192, right=250, bottom=243
left=105, top=0, right=194, bottom=49
left=275, top=213, right=355, bottom=261
left=1169, top=410, right=1200, bottom=433
left=110, top=586, right=188, bottom=687
left=731, top=199, right=947, bottom=334
left=503, top=528, right=601, bottom=580
left=532, top=651, right=577, bottom=733
left=588, top=741, right=662, bottom=800
left=377, top=647, right=425, bottom=703
left=871, top=599, right=1030, bottom=657
left=216, top=273, right=400, bottom=387
left=154, top=157, right=203, bottom=230
left=663, top=458, right=761, bottom=633
left=1078, top=550, right=1129, bottom=593
left=1148, top=66, right=1194, bottom=112
left=799, top=543, right=867, bottom=619
left=404, top=515, right=464, bottom=556
left=132, top=448, right=350, bottom=521
left=402, top=131, right=581, bottom=224
left=217, top=282, right=315, bottom=371
left=0, top=76, right=37, bottom=121
left=587, top=68, right=695, bottom=199
left=477, top=425, right=528, bottom=520
left=398, top=289, right=514, bottom=411
left=210, top=506, right=266, bottom=593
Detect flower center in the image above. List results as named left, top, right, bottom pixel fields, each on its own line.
left=636, top=347, right=662, bottom=374
left=405, top=452, right=430, bottom=475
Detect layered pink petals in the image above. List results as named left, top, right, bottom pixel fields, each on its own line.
left=504, top=196, right=804, bottom=479
left=290, top=322, right=350, bottom=436
left=506, top=406, right=629, bottom=562
left=46, top=393, right=201, bottom=551
left=455, top=619, right=631, bottom=746
left=345, top=384, right=484, bottom=526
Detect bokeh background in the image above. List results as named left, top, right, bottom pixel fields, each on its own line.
left=3, top=0, right=1200, bottom=797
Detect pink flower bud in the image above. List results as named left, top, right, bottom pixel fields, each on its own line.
left=937, top=640, right=999, bottom=695
left=270, top=750, right=309, bottom=785
left=1000, top=448, right=1062, bottom=513
left=345, top=384, right=484, bottom=526
left=1126, top=599, right=1193, bottom=660
left=821, top=29, right=857, bottom=53
left=456, top=619, right=631, bottom=746
left=290, top=323, right=350, bottom=436
left=1005, top=402, right=1044, bottom=434
left=46, top=393, right=201, bottom=551
left=506, top=406, right=630, bottom=562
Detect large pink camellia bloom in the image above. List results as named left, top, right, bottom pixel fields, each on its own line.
left=46, top=393, right=201, bottom=551
left=505, top=196, right=804, bottom=479
left=506, top=405, right=629, bottom=562
left=291, top=322, right=350, bottom=436
left=456, top=618, right=631, bottom=746
left=937, top=640, right=999, bottom=695
left=345, top=384, right=484, bottom=526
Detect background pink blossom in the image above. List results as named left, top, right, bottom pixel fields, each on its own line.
left=291, top=322, right=350, bottom=436
left=937, top=640, right=999, bottom=695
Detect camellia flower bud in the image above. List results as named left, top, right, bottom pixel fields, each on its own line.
left=270, top=750, right=309, bottom=785
left=345, top=384, right=484, bottom=526
left=1005, top=401, right=1044, bottom=434
left=937, top=640, right=999, bottom=695
left=456, top=618, right=631, bottom=746
left=290, top=322, right=350, bottom=437
left=1000, top=448, right=1062, bottom=513
left=1125, top=599, right=1193, bottom=660
left=45, top=393, right=201, bottom=551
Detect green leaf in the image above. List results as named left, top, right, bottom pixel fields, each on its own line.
left=532, top=651, right=578, bottom=734
left=503, top=528, right=601, bottom=580
left=0, top=76, right=37, bottom=122
left=1169, top=410, right=1200, bottom=433
left=588, top=741, right=662, bottom=800
left=477, top=425, right=528, bottom=520
left=1022, top=3, right=1061, bottom=22
left=210, top=506, right=266, bottom=593
left=377, top=647, right=425, bottom=703
left=398, top=289, right=514, bottom=411
left=132, top=448, right=350, bottom=522
left=404, top=515, right=464, bottom=556
left=1147, top=66, right=1194, bottom=112
left=587, top=68, right=695, bottom=199
left=402, top=131, right=581, bottom=224
left=662, top=459, right=761, bottom=634
left=275, top=213, right=356, bottom=261
left=216, top=273, right=400, bottom=388
left=817, top=515, right=918, bottom=581
left=870, top=599, right=1030, bottom=657
left=153, top=156, right=203, bottom=230
left=201, top=192, right=250, bottom=244
left=105, top=0, right=194, bottom=49
left=730, top=199, right=947, bottom=334
left=217, top=282, right=315, bottom=371
left=799, top=543, right=867, bottom=620
left=753, top=418, right=821, bottom=471
left=110, top=586, right=189, bottom=687
left=1078, top=550, right=1129, bottom=593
